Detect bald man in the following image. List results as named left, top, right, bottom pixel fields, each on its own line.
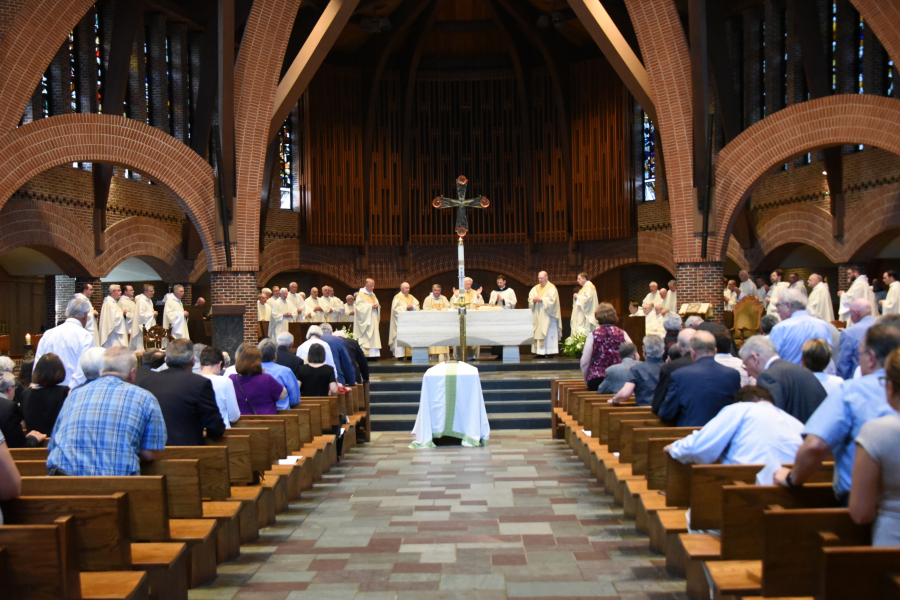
left=837, top=299, right=876, bottom=379
left=389, top=282, right=420, bottom=359
left=806, top=274, right=835, bottom=322
left=528, top=271, right=562, bottom=357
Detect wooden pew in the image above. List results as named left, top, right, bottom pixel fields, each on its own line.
left=551, top=379, right=584, bottom=438
left=0, top=515, right=150, bottom=599
left=819, top=546, right=900, bottom=600
left=2, top=494, right=189, bottom=600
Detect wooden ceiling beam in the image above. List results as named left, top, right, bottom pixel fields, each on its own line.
left=269, top=0, right=361, bottom=143
left=567, top=0, right=657, bottom=123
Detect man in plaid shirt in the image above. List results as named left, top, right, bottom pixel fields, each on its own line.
left=47, top=346, right=166, bottom=476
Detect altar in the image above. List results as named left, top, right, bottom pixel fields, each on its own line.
left=410, top=361, right=490, bottom=448
left=396, top=308, right=534, bottom=363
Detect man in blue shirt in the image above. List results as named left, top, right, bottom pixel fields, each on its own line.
left=775, top=323, right=900, bottom=502
left=257, top=338, right=300, bottom=409
left=47, top=347, right=167, bottom=476
left=836, top=299, right=875, bottom=379
left=769, top=289, right=833, bottom=365
left=321, top=323, right=356, bottom=386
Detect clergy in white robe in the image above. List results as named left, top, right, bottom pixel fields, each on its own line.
left=724, top=281, right=738, bottom=312
left=162, top=285, right=190, bottom=341
left=320, top=286, right=344, bottom=322
left=663, top=280, right=678, bottom=313
left=422, top=285, right=452, bottom=361
left=838, top=268, right=878, bottom=322
left=646, top=303, right=665, bottom=336
left=766, top=270, right=790, bottom=317
left=304, top=287, right=326, bottom=323
left=389, top=282, right=420, bottom=358
left=257, top=294, right=271, bottom=321
left=787, top=273, right=809, bottom=299
left=99, top=285, right=128, bottom=349
left=488, top=275, right=517, bottom=309
left=738, top=271, right=757, bottom=299
left=754, top=278, right=769, bottom=304
left=268, top=289, right=293, bottom=342
left=354, top=279, right=382, bottom=357
left=451, top=278, right=484, bottom=309
left=131, top=284, right=157, bottom=351
left=528, top=271, right=562, bottom=356
left=35, top=296, right=95, bottom=388
left=265, top=286, right=279, bottom=310
left=570, top=273, right=598, bottom=333
left=75, top=283, right=99, bottom=347
left=806, top=274, right=835, bottom=322
left=119, top=285, right=136, bottom=342
left=342, top=295, right=355, bottom=323
left=882, top=271, right=900, bottom=315
left=642, top=282, right=660, bottom=307
left=285, top=283, right=304, bottom=322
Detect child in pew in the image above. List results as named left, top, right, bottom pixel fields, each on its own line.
left=849, top=346, right=900, bottom=546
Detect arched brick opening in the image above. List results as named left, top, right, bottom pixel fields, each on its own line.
left=0, top=200, right=95, bottom=276
left=99, top=217, right=193, bottom=282
left=0, top=114, right=221, bottom=269
left=745, top=204, right=844, bottom=269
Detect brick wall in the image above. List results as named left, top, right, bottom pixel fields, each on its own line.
left=0, top=0, right=28, bottom=43
left=624, top=264, right=676, bottom=306
left=210, top=271, right=259, bottom=344
left=636, top=200, right=671, bottom=231
left=676, top=262, right=725, bottom=323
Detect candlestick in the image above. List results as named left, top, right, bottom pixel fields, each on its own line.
left=25, top=333, right=31, bottom=345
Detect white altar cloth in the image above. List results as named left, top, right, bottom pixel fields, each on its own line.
left=410, top=361, right=490, bottom=448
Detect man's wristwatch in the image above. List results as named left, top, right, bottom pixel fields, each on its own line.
left=785, top=472, right=799, bottom=488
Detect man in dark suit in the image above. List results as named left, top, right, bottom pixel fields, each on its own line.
left=740, top=334, right=827, bottom=423
left=274, top=331, right=304, bottom=379
left=321, top=323, right=356, bottom=386
left=0, top=372, right=45, bottom=448
left=335, top=330, right=369, bottom=383
left=136, top=338, right=225, bottom=446
left=686, top=316, right=738, bottom=356
left=598, top=342, right=640, bottom=395
left=657, top=331, right=741, bottom=426
left=652, top=329, right=696, bottom=414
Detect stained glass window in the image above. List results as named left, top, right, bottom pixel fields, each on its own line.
left=859, top=17, right=865, bottom=94
left=40, top=73, right=49, bottom=118
left=165, top=36, right=172, bottom=133
left=95, top=8, right=103, bottom=112
left=762, top=21, right=766, bottom=117
left=642, top=110, right=655, bottom=202
left=68, top=30, right=76, bottom=112
left=832, top=3, right=837, bottom=92
left=889, top=59, right=895, bottom=97
left=143, top=40, right=150, bottom=123
left=278, top=118, right=293, bottom=210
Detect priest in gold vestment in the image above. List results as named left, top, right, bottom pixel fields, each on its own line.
left=451, top=277, right=484, bottom=360
left=528, top=271, right=562, bottom=356
left=389, top=282, right=420, bottom=358
left=354, top=278, right=382, bottom=357
left=422, top=284, right=452, bottom=362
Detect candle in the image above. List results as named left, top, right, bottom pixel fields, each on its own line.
left=25, top=333, right=31, bottom=345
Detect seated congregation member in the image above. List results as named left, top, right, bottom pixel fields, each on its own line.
left=774, top=324, right=900, bottom=503
left=667, top=344, right=683, bottom=362
left=610, top=335, right=665, bottom=406
left=740, top=335, right=827, bottom=423
left=581, top=303, right=627, bottom=392
left=0, top=356, right=25, bottom=406
left=0, top=373, right=46, bottom=448
left=136, top=338, right=225, bottom=446
left=657, top=331, right=741, bottom=427
left=47, top=347, right=166, bottom=475
left=759, top=314, right=779, bottom=336
left=334, top=329, right=369, bottom=383
left=275, top=331, right=304, bottom=379
left=0, top=426, right=21, bottom=523
left=665, top=386, right=803, bottom=483
left=77, top=347, right=107, bottom=386
left=192, top=343, right=205, bottom=374
left=597, top=342, right=640, bottom=395
left=662, top=313, right=681, bottom=350
left=258, top=338, right=300, bottom=409
left=20, top=353, right=69, bottom=437
left=198, top=346, right=240, bottom=428
left=298, top=344, right=338, bottom=397
left=713, top=329, right=753, bottom=387
left=230, top=346, right=286, bottom=415
left=296, top=325, right=337, bottom=380
left=685, top=315, right=738, bottom=356
left=652, top=328, right=696, bottom=414
left=769, top=289, right=833, bottom=365
left=34, top=296, right=94, bottom=388
left=849, top=346, right=900, bottom=546
left=321, top=323, right=356, bottom=386
left=837, top=299, right=875, bottom=379
left=802, top=338, right=844, bottom=395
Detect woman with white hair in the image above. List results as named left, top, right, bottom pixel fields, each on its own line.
left=662, top=312, right=682, bottom=350
left=295, top=325, right=338, bottom=380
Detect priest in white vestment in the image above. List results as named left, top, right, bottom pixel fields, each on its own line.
left=662, top=281, right=677, bottom=313
left=570, top=273, right=598, bottom=333
left=642, top=282, right=660, bottom=307
left=724, top=281, right=738, bottom=312
left=766, top=270, right=791, bottom=317
left=389, top=282, right=420, bottom=358
left=422, top=284, right=451, bottom=362
left=342, top=295, right=356, bottom=323
left=529, top=271, right=562, bottom=356
left=787, top=273, right=809, bottom=300
left=282, top=283, right=301, bottom=322
left=755, top=277, right=769, bottom=304
left=257, top=293, right=271, bottom=321
left=163, top=284, right=190, bottom=341
left=320, top=286, right=344, bottom=322
left=838, top=267, right=878, bottom=323
left=98, top=284, right=128, bottom=349
left=75, top=282, right=100, bottom=346
left=646, top=303, right=665, bottom=336
left=806, top=274, right=835, bottom=322
left=882, top=271, right=900, bottom=315
left=488, top=275, right=517, bottom=309
left=452, top=277, right=484, bottom=308
left=354, top=279, right=382, bottom=357
left=738, top=270, right=757, bottom=299
left=265, top=286, right=279, bottom=310
left=119, top=285, right=136, bottom=343
left=131, top=284, right=157, bottom=351
left=268, top=288, right=293, bottom=342
left=304, top=287, right=326, bottom=323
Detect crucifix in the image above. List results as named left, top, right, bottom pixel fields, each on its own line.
left=432, top=175, right=491, bottom=362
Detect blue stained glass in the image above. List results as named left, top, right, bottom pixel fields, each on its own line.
left=278, top=118, right=293, bottom=210
left=889, top=60, right=895, bottom=97
left=642, top=110, right=655, bottom=202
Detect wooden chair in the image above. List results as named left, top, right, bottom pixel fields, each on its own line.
left=831, top=319, right=847, bottom=330
left=0, top=333, right=10, bottom=356
left=730, top=295, right=763, bottom=347
left=142, top=325, right=173, bottom=350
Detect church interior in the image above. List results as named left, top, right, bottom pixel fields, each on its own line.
left=1, top=0, right=900, bottom=598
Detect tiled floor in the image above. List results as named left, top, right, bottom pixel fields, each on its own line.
left=191, top=431, right=687, bottom=600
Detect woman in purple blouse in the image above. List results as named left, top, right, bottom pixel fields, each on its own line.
left=229, top=346, right=286, bottom=416
left=580, top=303, right=628, bottom=391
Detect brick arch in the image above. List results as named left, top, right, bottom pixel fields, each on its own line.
left=850, top=1, right=900, bottom=66
left=98, top=217, right=193, bottom=282
left=843, top=181, right=900, bottom=260
left=582, top=230, right=677, bottom=278
left=726, top=236, right=750, bottom=272
left=715, top=94, right=900, bottom=262
left=0, top=114, right=221, bottom=269
left=257, top=239, right=301, bottom=286
left=189, top=254, right=208, bottom=284
left=0, top=199, right=95, bottom=276
left=745, top=204, right=844, bottom=269
left=0, top=0, right=95, bottom=132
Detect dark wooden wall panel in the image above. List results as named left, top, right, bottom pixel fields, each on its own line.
left=369, top=71, right=402, bottom=246
left=530, top=66, right=567, bottom=243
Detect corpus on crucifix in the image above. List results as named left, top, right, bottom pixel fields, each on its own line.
left=432, top=175, right=490, bottom=362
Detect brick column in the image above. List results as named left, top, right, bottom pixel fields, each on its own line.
left=168, top=23, right=189, bottom=145
left=210, top=272, right=259, bottom=358
left=47, top=40, right=72, bottom=118
left=763, top=0, right=786, bottom=118
left=677, top=262, right=725, bottom=323
left=74, top=10, right=98, bottom=115
left=742, top=7, right=764, bottom=128
left=863, top=22, right=887, bottom=96
left=146, top=13, right=170, bottom=134
left=127, top=13, right=147, bottom=124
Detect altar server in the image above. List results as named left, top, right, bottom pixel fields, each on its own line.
left=423, top=284, right=451, bottom=362
left=119, top=285, right=136, bottom=341
left=99, top=284, right=128, bottom=349
left=488, top=274, right=517, bottom=309
left=75, top=282, right=100, bottom=346
left=807, top=274, right=835, bottom=322
left=529, top=271, right=562, bottom=357
left=883, top=271, right=900, bottom=315
left=162, top=284, right=190, bottom=341
left=390, top=282, right=420, bottom=358
left=570, top=272, right=598, bottom=333
left=268, top=288, right=294, bottom=342
left=354, top=279, right=382, bottom=357
left=131, top=284, right=157, bottom=351
left=257, top=293, right=271, bottom=321
left=838, top=266, right=878, bottom=323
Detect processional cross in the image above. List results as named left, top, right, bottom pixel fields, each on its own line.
left=432, top=175, right=491, bottom=362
